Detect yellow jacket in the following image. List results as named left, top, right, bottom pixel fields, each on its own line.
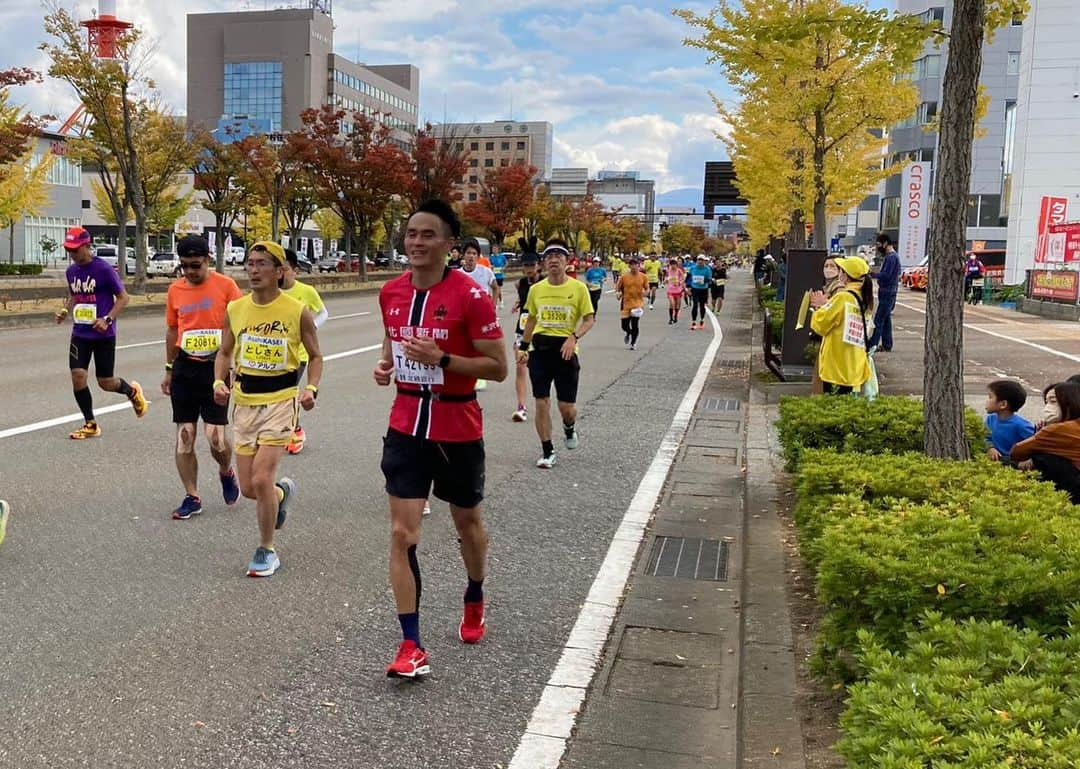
left=810, top=283, right=871, bottom=388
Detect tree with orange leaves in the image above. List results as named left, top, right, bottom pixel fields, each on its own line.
left=463, top=162, right=538, bottom=249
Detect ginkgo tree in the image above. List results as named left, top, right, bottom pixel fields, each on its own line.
left=676, top=0, right=930, bottom=249
left=0, top=68, right=49, bottom=264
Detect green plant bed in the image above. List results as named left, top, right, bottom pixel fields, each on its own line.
left=758, top=284, right=777, bottom=303
left=814, top=493, right=1080, bottom=678
left=762, top=298, right=784, bottom=346
left=839, top=613, right=1080, bottom=768
left=0, top=264, right=43, bottom=276
left=777, top=395, right=986, bottom=471
left=793, top=449, right=1074, bottom=565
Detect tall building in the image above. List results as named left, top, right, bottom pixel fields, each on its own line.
left=432, top=121, right=553, bottom=202
left=871, top=1, right=1023, bottom=259
left=1004, top=0, right=1080, bottom=283
left=548, top=168, right=589, bottom=198
left=186, top=4, right=419, bottom=146
left=589, top=171, right=656, bottom=231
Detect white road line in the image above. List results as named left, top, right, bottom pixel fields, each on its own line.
left=507, top=310, right=725, bottom=769
left=0, top=344, right=383, bottom=439
left=115, top=312, right=371, bottom=351
left=897, top=301, right=1080, bottom=364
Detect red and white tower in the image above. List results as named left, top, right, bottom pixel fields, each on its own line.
left=58, top=0, right=134, bottom=135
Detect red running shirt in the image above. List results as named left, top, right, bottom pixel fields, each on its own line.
left=380, top=269, right=503, bottom=442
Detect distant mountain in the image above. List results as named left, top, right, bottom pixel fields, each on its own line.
left=655, top=188, right=703, bottom=210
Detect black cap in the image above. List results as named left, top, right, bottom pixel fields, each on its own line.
left=176, top=235, right=210, bottom=258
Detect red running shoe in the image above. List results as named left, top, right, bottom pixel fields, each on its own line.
left=386, top=640, right=430, bottom=679
left=459, top=600, right=486, bottom=644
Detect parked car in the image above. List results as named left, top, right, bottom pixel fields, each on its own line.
left=95, top=246, right=136, bottom=276
left=373, top=252, right=391, bottom=269
left=316, top=256, right=338, bottom=273
left=901, top=258, right=928, bottom=291
left=295, top=254, right=313, bottom=274
left=147, top=252, right=181, bottom=278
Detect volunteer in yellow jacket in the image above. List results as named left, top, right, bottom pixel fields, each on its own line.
left=282, top=248, right=328, bottom=455
left=214, top=241, right=323, bottom=578
left=809, top=256, right=873, bottom=395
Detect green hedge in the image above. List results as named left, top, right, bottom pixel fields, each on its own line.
left=763, top=299, right=784, bottom=346
left=793, top=449, right=1071, bottom=565
left=758, top=284, right=777, bottom=303
left=839, top=613, right=1080, bottom=768
left=815, top=492, right=1080, bottom=677
left=0, top=263, right=44, bottom=276
left=777, top=395, right=986, bottom=471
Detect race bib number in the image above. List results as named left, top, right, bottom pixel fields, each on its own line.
left=692, top=275, right=706, bottom=287
left=714, top=279, right=726, bottom=286
left=239, top=334, right=288, bottom=371
left=842, top=304, right=865, bottom=348
left=181, top=328, right=222, bottom=356
left=391, top=341, right=444, bottom=386
left=538, top=304, right=572, bottom=329
left=73, top=303, right=97, bottom=325
left=588, top=282, right=601, bottom=291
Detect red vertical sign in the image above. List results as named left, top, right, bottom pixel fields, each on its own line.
left=1036, top=196, right=1069, bottom=263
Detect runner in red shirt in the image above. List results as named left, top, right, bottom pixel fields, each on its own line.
left=373, top=199, right=508, bottom=679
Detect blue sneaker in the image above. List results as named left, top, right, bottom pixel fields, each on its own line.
left=172, top=494, right=203, bottom=520
left=246, top=546, right=280, bottom=578
left=220, top=469, right=240, bottom=506
left=275, top=477, right=295, bottom=530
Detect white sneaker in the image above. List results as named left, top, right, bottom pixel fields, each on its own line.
left=422, top=501, right=432, bottom=517
left=630, top=343, right=636, bottom=351
left=512, top=408, right=527, bottom=422
left=564, top=431, right=579, bottom=450
left=536, top=454, right=557, bottom=469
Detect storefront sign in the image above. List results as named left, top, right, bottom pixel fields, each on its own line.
left=1046, top=222, right=1080, bottom=264
left=898, top=162, right=931, bottom=268
left=1030, top=269, right=1079, bottom=302
left=1035, top=196, right=1069, bottom=263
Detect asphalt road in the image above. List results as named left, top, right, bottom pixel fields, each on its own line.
left=0, top=278, right=721, bottom=768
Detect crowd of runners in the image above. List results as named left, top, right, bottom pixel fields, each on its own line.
left=0, top=203, right=738, bottom=681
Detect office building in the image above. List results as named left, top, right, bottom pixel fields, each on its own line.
left=548, top=168, right=589, bottom=198
left=1004, top=0, right=1080, bottom=283
left=589, top=171, right=656, bottom=230
left=186, top=3, right=419, bottom=147
left=433, top=121, right=553, bottom=202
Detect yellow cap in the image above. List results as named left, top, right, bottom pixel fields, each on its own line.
left=249, top=241, right=286, bottom=265
left=833, top=256, right=869, bottom=279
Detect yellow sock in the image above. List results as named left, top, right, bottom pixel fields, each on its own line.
left=276, top=486, right=284, bottom=503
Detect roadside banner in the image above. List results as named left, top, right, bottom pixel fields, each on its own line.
left=1035, top=196, right=1069, bottom=263
left=898, top=162, right=931, bottom=268
left=1046, top=222, right=1080, bottom=263
left=1030, top=269, right=1079, bottom=302
left=207, top=231, right=215, bottom=253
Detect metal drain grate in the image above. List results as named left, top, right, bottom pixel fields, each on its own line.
left=701, top=398, right=742, bottom=411
left=717, top=358, right=746, bottom=368
left=646, top=537, right=729, bottom=581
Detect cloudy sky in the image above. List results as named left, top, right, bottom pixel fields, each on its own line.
left=4, top=0, right=890, bottom=196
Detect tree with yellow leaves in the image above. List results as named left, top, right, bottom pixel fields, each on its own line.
left=676, top=0, right=931, bottom=249
left=0, top=147, right=52, bottom=264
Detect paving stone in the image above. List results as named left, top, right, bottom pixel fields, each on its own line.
left=562, top=739, right=731, bottom=769
left=606, top=657, right=720, bottom=708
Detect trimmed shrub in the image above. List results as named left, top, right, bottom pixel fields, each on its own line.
left=758, top=284, right=777, bottom=303
left=0, top=263, right=44, bottom=276
left=763, top=299, right=784, bottom=346
left=793, top=449, right=1074, bottom=565
left=839, top=613, right=1080, bottom=768
left=777, top=395, right=986, bottom=471
left=815, top=494, right=1080, bottom=676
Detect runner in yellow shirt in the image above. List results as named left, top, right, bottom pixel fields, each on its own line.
left=643, top=254, right=662, bottom=310
left=283, top=248, right=328, bottom=454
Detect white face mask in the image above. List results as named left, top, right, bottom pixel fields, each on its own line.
left=1043, top=399, right=1062, bottom=425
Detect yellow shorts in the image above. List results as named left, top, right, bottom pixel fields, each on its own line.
left=232, top=400, right=298, bottom=456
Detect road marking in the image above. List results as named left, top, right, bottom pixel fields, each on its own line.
left=897, top=301, right=1080, bottom=364
left=115, top=312, right=372, bottom=351
left=507, top=310, right=725, bottom=769
left=0, top=344, right=383, bottom=439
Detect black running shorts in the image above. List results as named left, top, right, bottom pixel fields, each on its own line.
left=69, top=336, right=116, bottom=378
left=381, top=429, right=486, bottom=509
left=528, top=347, right=581, bottom=404
left=170, top=356, right=228, bottom=425
left=710, top=284, right=726, bottom=299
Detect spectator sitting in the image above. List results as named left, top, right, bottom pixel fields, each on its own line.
left=984, top=379, right=1035, bottom=463
left=1010, top=382, right=1080, bottom=503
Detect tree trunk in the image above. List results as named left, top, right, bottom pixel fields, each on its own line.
left=215, top=215, right=226, bottom=273
left=9, top=222, right=14, bottom=264
left=133, top=215, right=148, bottom=293
left=924, top=0, right=985, bottom=459
left=788, top=211, right=807, bottom=250
left=812, top=107, right=828, bottom=250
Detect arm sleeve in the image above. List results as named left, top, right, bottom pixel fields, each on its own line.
left=882, top=254, right=901, bottom=283
left=1009, top=425, right=1064, bottom=462
left=313, top=305, right=329, bottom=328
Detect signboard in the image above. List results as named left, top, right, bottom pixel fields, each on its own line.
left=1035, top=196, right=1069, bottom=263
left=1046, top=222, right=1080, bottom=264
left=1030, top=269, right=1079, bottom=302
left=898, top=162, right=931, bottom=268
left=175, top=220, right=203, bottom=235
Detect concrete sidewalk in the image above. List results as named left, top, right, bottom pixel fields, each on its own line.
left=558, top=270, right=801, bottom=768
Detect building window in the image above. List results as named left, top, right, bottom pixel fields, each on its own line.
left=455, top=142, right=464, bottom=151
left=501, top=141, right=510, bottom=150
left=918, top=101, right=938, bottom=125
left=82, top=199, right=91, bottom=209
left=468, top=192, right=478, bottom=202
left=924, top=6, right=944, bottom=22
left=470, top=142, right=479, bottom=151
left=485, top=142, right=494, bottom=151
left=915, top=55, right=941, bottom=79
left=470, top=158, right=478, bottom=167
left=484, top=158, right=494, bottom=167
left=23, top=215, right=81, bottom=265
left=966, top=195, right=980, bottom=227
left=224, top=61, right=283, bottom=132
left=32, top=150, right=81, bottom=187
left=500, top=158, right=509, bottom=167
left=978, top=195, right=1002, bottom=227
left=516, top=141, right=526, bottom=150
left=469, top=175, right=478, bottom=184
left=881, top=197, right=900, bottom=230
left=1007, top=51, right=1020, bottom=75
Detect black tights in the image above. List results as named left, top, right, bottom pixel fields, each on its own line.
left=691, top=289, right=709, bottom=322
left=621, top=316, right=640, bottom=345
left=1032, top=453, right=1080, bottom=504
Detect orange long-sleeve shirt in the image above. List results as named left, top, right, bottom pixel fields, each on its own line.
left=1010, top=420, right=1080, bottom=469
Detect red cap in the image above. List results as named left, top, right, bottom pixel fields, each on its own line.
left=63, top=227, right=91, bottom=251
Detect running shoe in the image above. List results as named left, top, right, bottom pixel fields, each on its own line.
left=624, top=333, right=630, bottom=345
left=565, top=431, right=579, bottom=450
left=128, top=381, right=148, bottom=418
left=512, top=407, right=528, bottom=423
left=69, top=421, right=101, bottom=440
left=247, top=546, right=280, bottom=578
left=386, top=640, right=430, bottom=679
left=422, top=500, right=432, bottom=517
left=286, top=426, right=306, bottom=455
left=220, top=469, right=240, bottom=506
left=459, top=600, right=486, bottom=644
left=536, top=453, right=557, bottom=469
left=0, top=500, right=9, bottom=548
left=172, top=494, right=203, bottom=520
left=631, top=343, right=637, bottom=351
left=275, top=477, right=295, bottom=530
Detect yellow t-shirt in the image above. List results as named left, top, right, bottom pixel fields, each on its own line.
left=283, top=281, right=325, bottom=364
left=643, top=259, right=661, bottom=283
left=611, top=257, right=625, bottom=276
left=524, top=277, right=594, bottom=341
left=227, top=292, right=306, bottom=406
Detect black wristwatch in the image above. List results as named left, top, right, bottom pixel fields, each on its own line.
left=518, top=340, right=530, bottom=351
left=438, top=353, right=451, bottom=369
